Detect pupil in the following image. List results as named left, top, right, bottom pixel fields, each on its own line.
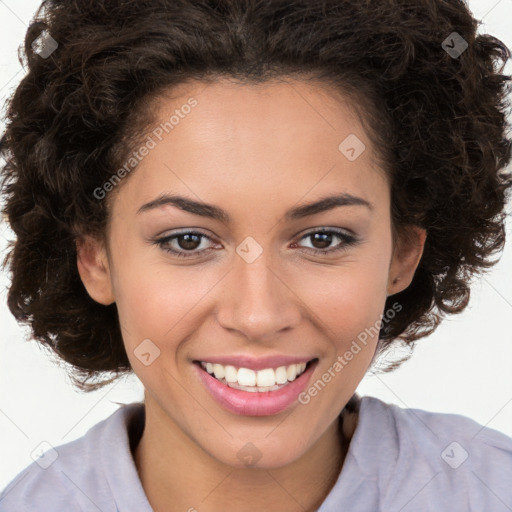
left=312, top=233, right=332, bottom=249
left=179, top=234, right=201, bottom=250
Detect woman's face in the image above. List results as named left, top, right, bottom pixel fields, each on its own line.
left=78, top=78, right=425, bottom=468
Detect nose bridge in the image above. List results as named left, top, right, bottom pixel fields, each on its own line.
left=217, top=243, right=300, bottom=340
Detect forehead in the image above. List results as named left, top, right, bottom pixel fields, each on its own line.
left=112, top=78, right=388, bottom=218
left=148, top=77, right=367, bottom=152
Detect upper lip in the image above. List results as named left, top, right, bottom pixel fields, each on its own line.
left=193, top=355, right=317, bottom=371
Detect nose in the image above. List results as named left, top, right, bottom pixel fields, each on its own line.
left=216, top=249, right=301, bottom=342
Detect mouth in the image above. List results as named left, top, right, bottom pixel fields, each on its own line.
left=193, top=358, right=319, bottom=416
left=195, top=359, right=316, bottom=392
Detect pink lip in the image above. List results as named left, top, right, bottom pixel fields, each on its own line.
left=192, top=354, right=316, bottom=371
left=194, top=359, right=318, bottom=416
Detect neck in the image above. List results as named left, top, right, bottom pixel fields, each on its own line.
left=133, top=402, right=356, bottom=512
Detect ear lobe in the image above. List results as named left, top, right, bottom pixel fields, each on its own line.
left=387, top=225, right=427, bottom=296
left=75, top=235, right=115, bottom=305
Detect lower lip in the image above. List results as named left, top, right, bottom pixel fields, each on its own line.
left=194, top=360, right=318, bottom=416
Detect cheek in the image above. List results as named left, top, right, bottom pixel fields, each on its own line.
left=296, top=257, right=390, bottom=336
left=111, top=254, right=219, bottom=353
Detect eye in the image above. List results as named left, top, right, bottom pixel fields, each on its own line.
left=153, top=230, right=218, bottom=259
left=293, top=228, right=359, bottom=256
left=152, top=228, right=360, bottom=259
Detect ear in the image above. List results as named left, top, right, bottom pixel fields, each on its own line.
left=75, top=234, right=115, bottom=305
left=387, top=225, right=427, bottom=297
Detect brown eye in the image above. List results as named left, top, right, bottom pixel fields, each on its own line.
left=175, top=233, right=202, bottom=251
left=308, top=232, right=335, bottom=249
left=294, top=229, right=359, bottom=256
left=154, top=231, right=217, bottom=258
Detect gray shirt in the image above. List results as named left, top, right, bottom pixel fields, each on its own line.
left=1, top=395, right=511, bottom=511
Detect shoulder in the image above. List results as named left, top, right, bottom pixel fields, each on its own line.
left=364, top=395, right=512, bottom=462
left=355, top=396, right=512, bottom=510
left=0, top=402, right=147, bottom=512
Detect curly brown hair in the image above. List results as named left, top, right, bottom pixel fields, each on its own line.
left=1, top=0, right=511, bottom=392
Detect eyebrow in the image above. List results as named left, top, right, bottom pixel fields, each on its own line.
left=136, top=192, right=373, bottom=222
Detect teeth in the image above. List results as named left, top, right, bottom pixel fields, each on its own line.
left=256, top=368, right=275, bottom=387
left=200, top=361, right=309, bottom=389
left=275, top=366, right=288, bottom=384
left=238, top=368, right=256, bottom=386
left=225, top=365, right=238, bottom=383
left=212, top=363, right=225, bottom=380
left=286, top=365, right=297, bottom=381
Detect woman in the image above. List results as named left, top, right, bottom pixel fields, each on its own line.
left=1, top=0, right=511, bottom=510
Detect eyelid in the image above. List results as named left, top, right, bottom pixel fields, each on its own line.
left=296, top=225, right=357, bottom=238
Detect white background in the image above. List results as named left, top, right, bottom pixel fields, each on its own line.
left=1, top=0, right=511, bottom=491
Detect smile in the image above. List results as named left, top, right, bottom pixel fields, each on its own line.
left=194, top=358, right=318, bottom=416
left=199, top=361, right=309, bottom=392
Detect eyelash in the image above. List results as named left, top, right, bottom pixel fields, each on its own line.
left=152, top=228, right=359, bottom=259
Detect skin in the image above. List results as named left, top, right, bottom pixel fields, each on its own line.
left=76, top=78, right=426, bottom=512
